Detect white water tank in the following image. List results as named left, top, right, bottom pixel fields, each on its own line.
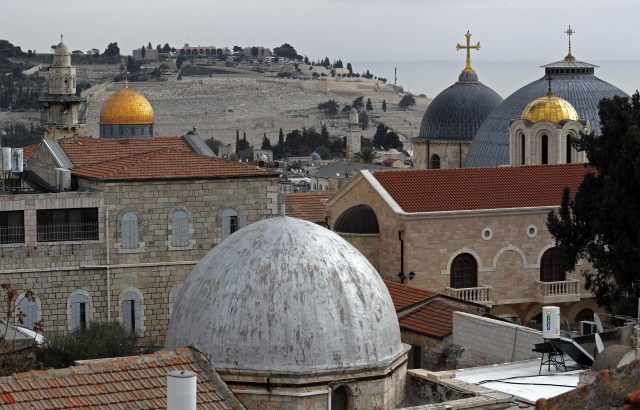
left=542, top=306, right=561, bottom=339
left=167, top=370, right=196, bottom=410
left=1, top=147, right=11, bottom=171
left=11, top=148, right=23, bottom=173
left=55, top=168, right=72, bottom=191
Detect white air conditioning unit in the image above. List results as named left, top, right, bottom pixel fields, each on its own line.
left=581, top=320, right=597, bottom=336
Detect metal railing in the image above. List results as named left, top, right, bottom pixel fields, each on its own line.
left=536, top=279, right=581, bottom=298
left=0, top=225, right=25, bottom=244
left=36, top=222, right=99, bottom=243
left=445, top=285, right=492, bottom=305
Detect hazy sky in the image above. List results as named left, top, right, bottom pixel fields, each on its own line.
left=4, top=0, right=640, bottom=63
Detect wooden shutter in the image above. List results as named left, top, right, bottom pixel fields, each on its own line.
left=122, top=213, right=139, bottom=249
left=19, top=298, right=37, bottom=330
left=172, top=211, right=189, bottom=246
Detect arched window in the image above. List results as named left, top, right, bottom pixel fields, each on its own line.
left=566, top=135, right=572, bottom=163
left=121, top=212, right=139, bottom=249
left=540, top=248, right=565, bottom=282
left=122, top=291, right=141, bottom=333
left=71, top=293, right=89, bottom=330
left=222, top=208, right=247, bottom=240
left=331, top=386, right=349, bottom=410
left=171, top=210, right=189, bottom=246
left=450, top=253, right=478, bottom=288
left=541, top=134, right=549, bottom=164
left=18, top=296, right=38, bottom=330
left=520, top=133, right=526, bottom=165
left=430, top=154, right=441, bottom=169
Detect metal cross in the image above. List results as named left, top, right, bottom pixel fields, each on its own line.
left=456, top=31, right=480, bottom=73
left=564, top=25, right=575, bottom=61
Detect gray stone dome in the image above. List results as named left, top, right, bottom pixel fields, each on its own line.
left=310, top=151, right=321, bottom=161
left=465, top=60, right=629, bottom=167
left=418, top=71, right=503, bottom=141
left=164, top=217, right=404, bottom=374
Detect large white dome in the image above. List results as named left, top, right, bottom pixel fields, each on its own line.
left=164, top=217, right=404, bottom=374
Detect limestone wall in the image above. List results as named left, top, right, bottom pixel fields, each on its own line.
left=338, top=233, right=380, bottom=271
left=453, top=312, right=542, bottom=364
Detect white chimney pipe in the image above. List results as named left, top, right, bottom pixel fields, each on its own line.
left=167, top=370, right=197, bottom=410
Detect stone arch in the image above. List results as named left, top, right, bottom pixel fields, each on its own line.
left=66, top=289, right=93, bottom=331
left=536, top=243, right=557, bottom=267
left=568, top=299, right=603, bottom=324
left=489, top=305, right=520, bottom=322
left=442, top=247, right=483, bottom=275
left=491, top=247, right=526, bottom=301
left=118, top=286, right=146, bottom=332
left=492, top=245, right=527, bottom=270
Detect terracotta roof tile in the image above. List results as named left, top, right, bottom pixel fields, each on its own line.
left=0, top=348, right=245, bottom=409
left=372, top=163, right=592, bottom=213
left=384, top=280, right=438, bottom=310
left=283, top=191, right=333, bottom=222
left=398, top=297, right=487, bottom=339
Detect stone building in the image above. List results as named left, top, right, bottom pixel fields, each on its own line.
left=165, top=217, right=409, bottom=409
left=413, top=31, right=503, bottom=170
left=39, top=37, right=86, bottom=140
left=0, top=135, right=278, bottom=340
left=324, top=164, right=602, bottom=324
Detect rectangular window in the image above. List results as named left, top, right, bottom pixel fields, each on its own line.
left=36, top=208, right=99, bottom=242
left=230, top=215, right=239, bottom=234
left=410, top=344, right=422, bottom=369
left=0, top=211, right=25, bottom=244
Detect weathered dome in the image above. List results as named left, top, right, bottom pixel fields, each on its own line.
left=418, top=71, right=503, bottom=141
left=100, top=84, right=155, bottom=125
left=165, top=217, right=404, bottom=373
left=310, top=151, right=321, bottom=161
left=334, top=204, right=380, bottom=234
left=521, top=93, right=579, bottom=123
left=465, top=59, right=629, bottom=167
left=53, top=41, right=71, bottom=68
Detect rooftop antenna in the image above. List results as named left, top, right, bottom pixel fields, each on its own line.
left=546, top=73, right=553, bottom=96
left=564, top=25, right=575, bottom=61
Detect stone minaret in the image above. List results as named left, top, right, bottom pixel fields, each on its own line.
left=346, top=107, right=362, bottom=159
left=40, top=35, right=87, bottom=140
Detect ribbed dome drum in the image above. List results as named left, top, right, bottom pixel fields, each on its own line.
left=419, top=72, right=503, bottom=141
left=164, top=217, right=404, bottom=374
left=465, top=59, right=629, bottom=167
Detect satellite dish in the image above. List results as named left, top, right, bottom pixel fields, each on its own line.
left=594, top=313, right=604, bottom=333
left=595, top=333, right=604, bottom=353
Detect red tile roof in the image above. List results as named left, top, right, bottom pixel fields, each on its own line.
left=0, top=347, right=245, bottom=409
left=21, top=143, right=40, bottom=161
left=372, top=163, right=593, bottom=213
left=283, top=191, right=333, bottom=222
left=398, top=297, right=487, bottom=339
left=55, top=136, right=275, bottom=180
left=384, top=280, right=437, bottom=311
left=71, top=148, right=274, bottom=181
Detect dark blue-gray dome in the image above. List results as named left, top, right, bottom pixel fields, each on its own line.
left=334, top=204, right=380, bottom=234
left=418, top=72, right=503, bottom=141
left=465, top=60, right=629, bottom=167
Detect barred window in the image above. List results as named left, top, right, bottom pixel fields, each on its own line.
left=36, top=208, right=98, bottom=242
left=450, top=253, right=478, bottom=289
left=0, top=211, right=24, bottom=245
left=122, top=291, right=141, bottom=333
left=222, top=208, right=247, bottom=240
left=71, top=294, right=89, bottom=331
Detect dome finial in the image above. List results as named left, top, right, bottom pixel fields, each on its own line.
left=564, top=25, right=576, bottom=61
left=456, top=31, right=480, bottom=74
left=60, top=34, right=63, bottom=43
left=547, top=73, right=553, bottom=96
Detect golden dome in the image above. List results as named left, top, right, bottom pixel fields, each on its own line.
left=521, top=93, right=578, bottom=123
left=100, top=85, right=154, bottom=125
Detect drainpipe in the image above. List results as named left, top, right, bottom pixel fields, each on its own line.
left=106, top=208, right=111, bottom=321
left=459, top=142, right=462, bottom=168
left=398, top=230, right=405, bottom=284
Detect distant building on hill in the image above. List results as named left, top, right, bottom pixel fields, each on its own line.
left=132, top=47, right=157, bottom=61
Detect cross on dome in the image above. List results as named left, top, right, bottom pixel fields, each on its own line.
left=456, top=31, right=480, bottom=74
left=564, top=25, right=576, bottom=61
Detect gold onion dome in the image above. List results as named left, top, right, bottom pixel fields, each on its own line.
left=100, top=84, right=155, bottom=125
left=521, top=92, right=578, bottom=123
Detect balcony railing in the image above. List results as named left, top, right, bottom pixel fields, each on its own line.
left=36, top=222, right=99, bottom=243
left=0, top=225, right=25, bottom=245
left=536, top=279, right=581, bottom=303
left=445, top=285, right=493, bottom=307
